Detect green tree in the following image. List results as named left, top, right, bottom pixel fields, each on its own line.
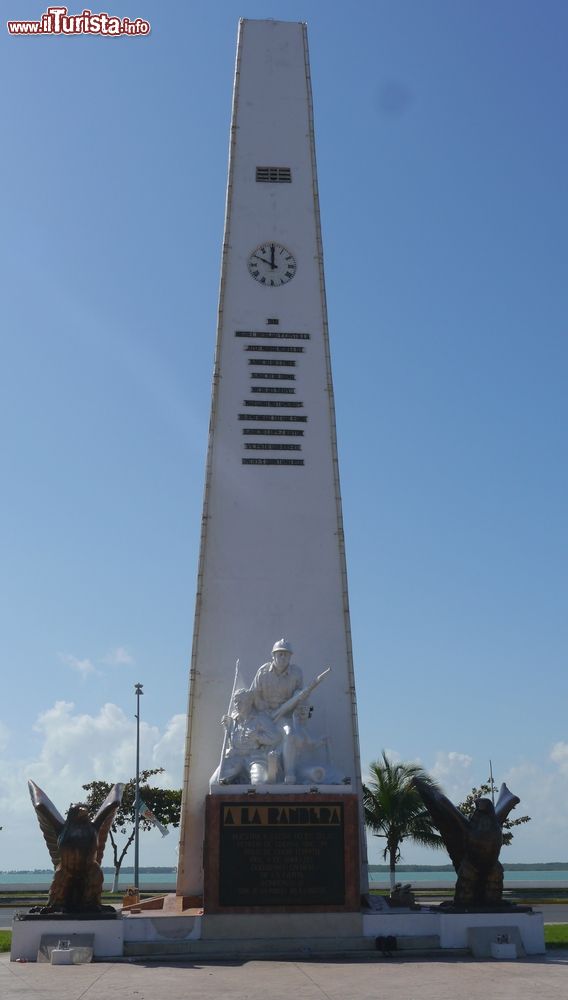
left=457, top=779, right=531, bottom=846
left=82, top=768, right=181, bottom=891
left=363, top=752, right=444, bottom=889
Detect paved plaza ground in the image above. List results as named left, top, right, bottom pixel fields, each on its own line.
left=2, top=951, right=568, bottom=1000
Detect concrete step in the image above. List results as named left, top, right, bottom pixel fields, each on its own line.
left=124, top=935, right=467, bottom=960
left=125, top=936, right=371, bottom=958
left=395, top=934, right=440, bottom=950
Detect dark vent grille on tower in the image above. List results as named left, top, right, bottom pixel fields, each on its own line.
left=256, top=167, right=292, bottom=183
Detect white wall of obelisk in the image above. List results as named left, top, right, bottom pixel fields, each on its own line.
left=177, top=19, right=367, bottom=897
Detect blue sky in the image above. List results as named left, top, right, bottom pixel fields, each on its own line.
left=1, top=0, right=567, bottom=870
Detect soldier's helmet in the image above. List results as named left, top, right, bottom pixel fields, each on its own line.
left=272, top=638, right=293, bottom=655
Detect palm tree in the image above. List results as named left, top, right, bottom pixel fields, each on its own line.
left=363, top=751, right=443, bottom=889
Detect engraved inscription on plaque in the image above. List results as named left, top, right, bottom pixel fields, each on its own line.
left=218, top=801, right=345, bottom=907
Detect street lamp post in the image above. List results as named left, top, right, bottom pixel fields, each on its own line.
left=134, top=682, right=144, bottom=890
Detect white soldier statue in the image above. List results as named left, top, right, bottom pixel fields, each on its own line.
left=217, top=688, right=281, bottom=785
left=251, top=639, right=303, bottom=716
left=212, top=640, right=332, bottom=786
left=285, top=703, right=334, bottom=785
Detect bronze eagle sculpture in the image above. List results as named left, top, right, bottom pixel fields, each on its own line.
left=28, top=779, right=124, bottom=913
left=413, top=778, right=520, bottom=907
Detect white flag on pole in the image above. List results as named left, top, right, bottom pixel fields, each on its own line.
left=138, top=799, right=169, bottom=837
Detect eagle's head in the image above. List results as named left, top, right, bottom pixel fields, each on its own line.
left=67, top=803, right=91, bottom=824
left=474, top=797, right=495, bottom=817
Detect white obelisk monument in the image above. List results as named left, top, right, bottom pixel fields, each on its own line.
left=177, top=19, right=366, bottom=900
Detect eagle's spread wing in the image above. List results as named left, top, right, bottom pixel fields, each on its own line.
left=28, top=779, right=65, bottom=868
left=413, top=778, right=469, bottom=872
left=494, top=782, right=520, bottom=825
left=93, top=783, right=124, bottom=863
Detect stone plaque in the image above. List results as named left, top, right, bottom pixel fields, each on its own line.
left=204, top=793, right=360, bottom=912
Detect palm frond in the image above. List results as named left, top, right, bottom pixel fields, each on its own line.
left=364, top=751, right=443, bottom=873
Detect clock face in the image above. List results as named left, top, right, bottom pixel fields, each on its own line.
left=247, top=242, right=297, bottom=286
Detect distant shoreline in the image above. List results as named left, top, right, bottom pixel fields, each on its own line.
left=3, top=863, right=568, bottom=875
left=2, top=880, right=568, bottom=893
left=368, top=862, right=568, bottom=872
left=0, top=867, right=178, bottom=876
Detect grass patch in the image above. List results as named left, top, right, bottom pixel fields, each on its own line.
left=545, top=924, right=568, bottom=948
left=0, top=930, right=11, bottom=953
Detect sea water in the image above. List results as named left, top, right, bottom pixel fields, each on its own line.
left=2, top=869, right=568, bottom=889
left=368, top=869, right=568, bottom=886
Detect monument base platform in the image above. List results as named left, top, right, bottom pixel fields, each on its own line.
left=124, top=907, right=545, bottom=960
left=12, top=905, right=545, bottom=960
left=121, top=904, right=544, bottom=959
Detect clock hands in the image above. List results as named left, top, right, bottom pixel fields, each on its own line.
left=251, top=252, right=277, bottom=270
left=248, top=242, right=296, bottom=285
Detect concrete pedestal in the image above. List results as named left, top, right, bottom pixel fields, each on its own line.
left=11, top=918, right=123, bottom=962
left=362, top=909, right=545, bottom=955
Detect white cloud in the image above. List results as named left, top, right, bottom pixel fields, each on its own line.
left=102, top=646, right=134, bottom=666
left=429, top=751, right=473, bottom=800
left=60, top=646, right=136, bottom=676
left=60, top=653, right=98, bottom=678
left=550, top=741, right=568, bottom=775
left=499, top=758, right=568, bottom=862
left=0, top=701, right=187, bottom=869
left=152, top=713, right=186, bottom=785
